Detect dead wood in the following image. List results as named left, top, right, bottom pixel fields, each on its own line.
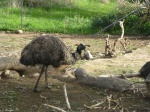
left=105, top=34, right=113, bottom=57
left=75, top=68, right=146, bottom=92
left=112, top=20, right=131, bottom=53
left=43, top=104, right=67, bottom=112
left=0, top=57, right=39, bottom=76
left=63, top=83, right=71, bottom=110
left=38, top=95, right=47, bottom=112
left=145, top=80, right=150, bottom=99
left=84, top=94, right=127, bottom=111
left=115, top=73, right=140, bottom=79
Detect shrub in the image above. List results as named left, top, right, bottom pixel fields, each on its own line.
left=91, top=2, right=150, bottom=35
left=91, top=12, right=122, bottom=33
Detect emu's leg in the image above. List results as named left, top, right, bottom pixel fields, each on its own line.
left=45, top=65, right=48, bottom=88
left=45, top=65, right=52, bottom=89
left=33, top=65, right=45, bottom=92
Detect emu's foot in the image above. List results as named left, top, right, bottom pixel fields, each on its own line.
left=33, top=88, right=41, bottom=93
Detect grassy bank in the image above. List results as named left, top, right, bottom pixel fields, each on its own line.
left=0, top=0, right=149, bottom=35
left=0, top=0, right=116, bottom=34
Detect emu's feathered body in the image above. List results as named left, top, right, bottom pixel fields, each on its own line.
left=20, top=35, right=75, bottom=67
left=20, top=35, right=75, bottom=92
left=139, top=61, right=150, bottom=79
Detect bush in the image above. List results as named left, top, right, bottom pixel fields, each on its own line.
left=91, top=3, right=150, bottom=35
left=23, top=0, right=74, bottom=8
left=91, top=12, right=121, bottom=32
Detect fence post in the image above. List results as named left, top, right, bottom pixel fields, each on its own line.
left=20, top=0, right=23, bottom=30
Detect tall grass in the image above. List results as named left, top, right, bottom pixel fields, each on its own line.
left=0, top=0, right=117, bottom=34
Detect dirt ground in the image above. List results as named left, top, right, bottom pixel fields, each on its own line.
left=0, top=32, right=150, bottom=112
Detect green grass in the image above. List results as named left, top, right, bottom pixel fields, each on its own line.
left=0, top=0, right=117, bottom=34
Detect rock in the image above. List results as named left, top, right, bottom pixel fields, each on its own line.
left=1, top=70, right=20, bottom=79
left=74, top=68, right=90, bottom=80
left=16, top=30, right=23, bottom=34
left=61, top=68, right=75, bottom=78
left=62, top=70, right=75, bottom=78
left=30, top=73, right=40, bottom=78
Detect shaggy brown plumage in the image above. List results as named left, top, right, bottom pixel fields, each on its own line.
left=20, top=35, right=75, bottom=66
left=139, top=61, right=150, bottom=80
left=20, top=35, right=75, bottom=92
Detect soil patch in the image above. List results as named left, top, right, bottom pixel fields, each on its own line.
left=0, top=32, right=150, bottom=112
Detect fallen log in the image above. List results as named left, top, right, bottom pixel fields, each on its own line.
left=0, top=57, right=39, bottom=76
left=75, top=68, right=146, bottom=92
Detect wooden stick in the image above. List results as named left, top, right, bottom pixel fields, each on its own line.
left=84, top=100, right=106, bottom=109
left=63, top=83, right=71, bottom=110
left=37, top=95, right=47, bottom=112
left=115, top=73, right=140, bottom=79
left=105, top=34, right=112, bottom=56
left=43, top=104, right=67, bottom=112
left=119, top=20, right=125, bottom=39
left=112, top=38, right=119, bottom=52
left=85, top=93, right=93, bottom=101
left=113, top=19, right=129, bottom=52
left=106, top=94, right=112, bottom=110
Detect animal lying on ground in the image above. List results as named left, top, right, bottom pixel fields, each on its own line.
left=84, top=50, right=93, bottom=60
left=72, top=43, right=91, bottom=60
left=72, top=43, right=86, bottom=60
left=20, top=35, right=87, bottom=92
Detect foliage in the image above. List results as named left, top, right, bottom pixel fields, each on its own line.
left=91, top=12, right=121, bottom=32
left=91, top=1, right=150, bottom=35
left=0, top=0, right=149, bottom=35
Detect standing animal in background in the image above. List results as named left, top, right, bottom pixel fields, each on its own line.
left=20, top=35, right=76, bottom=92
left=139, top=61, right=150, bottom=80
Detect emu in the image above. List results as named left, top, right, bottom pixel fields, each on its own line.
left=139, top=61, right=150, bottom=95
left=20, top=35, right=86, bottom=92
left=139, top=61, right=150, bottom=80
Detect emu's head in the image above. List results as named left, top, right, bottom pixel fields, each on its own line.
left=62, top=47, right=76, bottom=65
